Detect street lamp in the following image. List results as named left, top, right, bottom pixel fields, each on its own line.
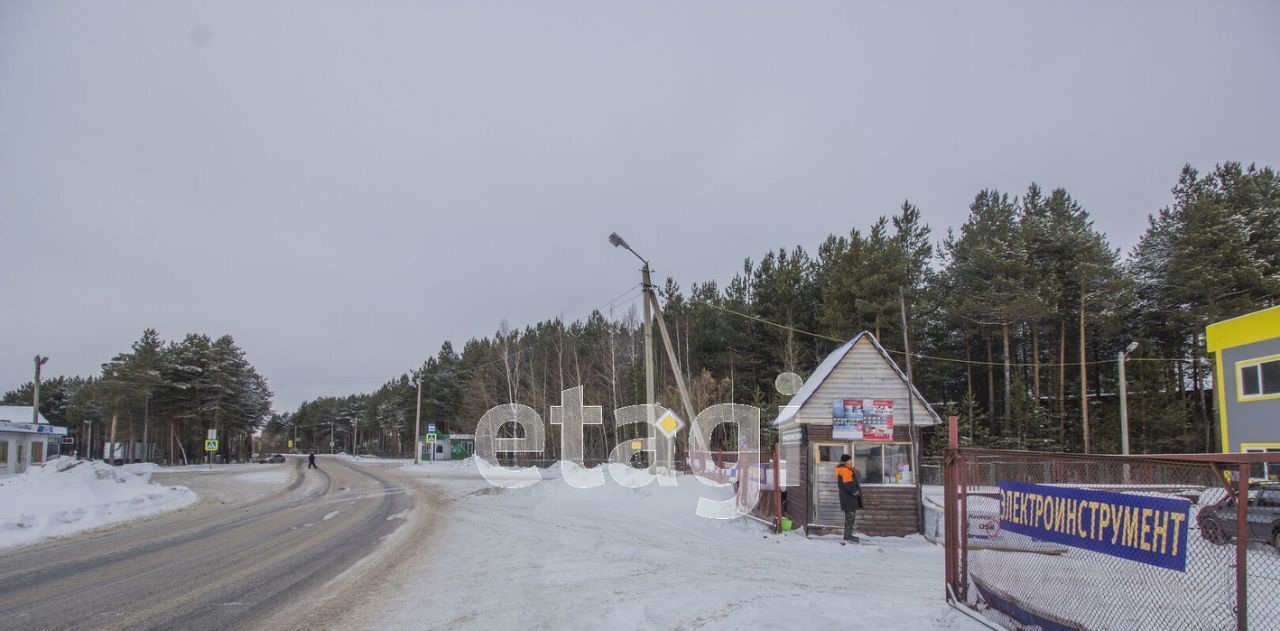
left=1118, top=341, right=1139, bottom=455
left=608, top=232, right=700, bottom=475
left=608, top=232, right=647, bottom=265
left=609, top=232, right=655, bottom=414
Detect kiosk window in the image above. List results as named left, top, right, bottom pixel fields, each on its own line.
left=0, top=441, right=7, bottom=465
left=855, top=444, right=912, bottom=484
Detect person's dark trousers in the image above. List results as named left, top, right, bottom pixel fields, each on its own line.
left=843, top=510, right=857, bottom=540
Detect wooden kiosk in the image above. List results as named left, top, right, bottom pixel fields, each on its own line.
left=774, top=332, right=939, bottom=536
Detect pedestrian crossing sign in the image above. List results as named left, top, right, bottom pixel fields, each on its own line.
left=426, top=433, right=437, bottom=444
left=205, top=439, right=218, bottom=451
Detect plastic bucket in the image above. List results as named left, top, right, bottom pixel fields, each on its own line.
left=780, top=517, right=793, bottom=532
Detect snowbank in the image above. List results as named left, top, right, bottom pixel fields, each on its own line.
left=0, top=458, right=196, bottom=548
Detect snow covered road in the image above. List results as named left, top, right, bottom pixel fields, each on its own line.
left=0, top=456, right=443, bottom=631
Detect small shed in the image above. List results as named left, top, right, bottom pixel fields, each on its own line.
left=1207, top=305, right=1280, bottom=479
left=774, top=332, right=940, bottom=536
left=0, top=406, right=68, bottom=476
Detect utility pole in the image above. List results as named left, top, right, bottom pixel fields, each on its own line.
left=1079, top=282, right=1089, bottom=454
left=32, top=355, right=48, bottom=424
left=610, top=232, right=700, bottom=474
left=642, top=263, right=656, bottom=415
left=414, top=370, right=423, bottom=465
left=1118, top=341, right=1139, bottom=455
left=899, top=287, right=922, bottom=532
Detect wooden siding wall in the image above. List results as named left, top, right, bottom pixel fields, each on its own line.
left=791, top=337, right=938, bottom=427
left=857, top=487, right=920, bottom=537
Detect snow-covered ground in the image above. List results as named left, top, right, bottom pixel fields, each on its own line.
left=0, top=457, right=197, bottom=548
left=345, top=458, right=981, bottom=630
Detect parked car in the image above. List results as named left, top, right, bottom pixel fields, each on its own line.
left=257, top=453, right=286, bottom=464
left=1197, top=483, right=1280, bottom=549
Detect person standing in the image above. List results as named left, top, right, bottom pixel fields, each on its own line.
left=308, top=452, right=318, bottom=469
left=836, top=453, right=863, bottom=543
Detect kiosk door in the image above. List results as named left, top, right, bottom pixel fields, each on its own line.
left=811, top=443, right=849, bottom=527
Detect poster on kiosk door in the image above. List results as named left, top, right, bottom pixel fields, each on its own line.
left=831, top=399, right=894, bottom=441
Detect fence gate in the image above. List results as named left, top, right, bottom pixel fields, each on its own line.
left=943, top=443, right=1280, bottom=631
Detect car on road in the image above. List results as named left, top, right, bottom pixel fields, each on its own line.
left=1197, top=483, right=1280, bottom=549
left=257, top=453, right=286, bottom=464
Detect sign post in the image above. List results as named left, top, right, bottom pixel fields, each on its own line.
left=205, top=438, right=219, bottom=470
left=207, top=429, right=218, bottom=469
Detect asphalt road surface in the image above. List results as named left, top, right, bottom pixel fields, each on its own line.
left=0, top=456, right=434, bottom=631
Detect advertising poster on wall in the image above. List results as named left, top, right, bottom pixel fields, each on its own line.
left=832, top=399, right=894, bottom=441
left=831, top=400, right=863, bottom=439
left=863, top=399, right=894, bottom=440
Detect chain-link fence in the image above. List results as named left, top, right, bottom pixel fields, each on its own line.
left=943, top=448, right=1280, bottom=631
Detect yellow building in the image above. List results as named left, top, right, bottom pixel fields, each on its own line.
left=1206, top=305, right=1280, bottom=478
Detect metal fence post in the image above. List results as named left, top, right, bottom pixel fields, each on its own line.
left=1237, top=463, right=1249, bottom=631
left=773, top=443, right=782, bottom=534
left=944, top=415, right=959, bottom=601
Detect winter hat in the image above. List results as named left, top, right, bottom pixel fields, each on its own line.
left=839, top=454, right=852, bottom=463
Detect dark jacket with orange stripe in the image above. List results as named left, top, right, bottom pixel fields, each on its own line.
left=836, top=463, right=863, bottom=511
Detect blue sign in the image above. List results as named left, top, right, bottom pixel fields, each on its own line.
left=999, top=481, right=1191, bottom=572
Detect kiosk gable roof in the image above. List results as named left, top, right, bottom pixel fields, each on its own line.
left=773, top=331, right=940, bottom=426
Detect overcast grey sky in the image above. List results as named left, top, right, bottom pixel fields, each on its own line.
left=2, top=1, right=1278, bottom=412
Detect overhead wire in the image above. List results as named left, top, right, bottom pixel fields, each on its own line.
left=689, top=298, right=1195, bottom=368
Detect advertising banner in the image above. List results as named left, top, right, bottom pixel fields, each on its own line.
left=998, top=481, right=1192, bottom=572
left=831, top=399, right=893, bottom=441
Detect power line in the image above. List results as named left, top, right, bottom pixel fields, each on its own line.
left=689, top=298, right=1195, bottom=368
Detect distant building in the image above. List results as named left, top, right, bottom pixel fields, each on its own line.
left=1207, top=305, right=1280, bottom=479
left=421, top=433, right=475, bottom=461
left=773, top=332, right=939, bottom=536
left=0, top=405, right=68, bottom=475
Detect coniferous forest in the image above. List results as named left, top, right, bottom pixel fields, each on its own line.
left=271, top=162, right=1279, bottom=460
left=7, top=162, right=1277, bottom=462
left=3, top=331, right=271, bottom=464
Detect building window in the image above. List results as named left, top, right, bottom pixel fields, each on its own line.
left=1246, top=447, right=1280, bottom=481
left=1238, top=357, right=1280, bottom=400
left=30, top=442, right=44, bottom=464
left=0, top=440, right=7, bottom=465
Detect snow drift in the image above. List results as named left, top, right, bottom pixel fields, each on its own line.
left=0, top=457, right=196, bottom=548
